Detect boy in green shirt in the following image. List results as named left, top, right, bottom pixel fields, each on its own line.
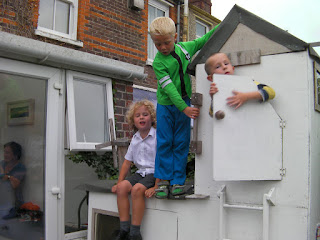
left=150, top=17, right=219, bottom=198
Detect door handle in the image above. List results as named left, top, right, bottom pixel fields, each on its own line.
left=51, top=187, right=61, bottom=199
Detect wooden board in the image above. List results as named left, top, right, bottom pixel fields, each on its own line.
left=212, top=75, right=282, bottom=181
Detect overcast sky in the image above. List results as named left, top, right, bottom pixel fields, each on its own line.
left=211, top=0, right=320, bottom=53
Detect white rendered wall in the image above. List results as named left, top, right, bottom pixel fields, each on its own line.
left=195, top=51, right=313, bottom=240
left=308, top=58, right=320, bottom=239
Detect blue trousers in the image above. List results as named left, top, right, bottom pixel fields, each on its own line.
left=154, top=98, right=191, bottom=185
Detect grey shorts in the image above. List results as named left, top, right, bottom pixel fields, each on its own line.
left=126, top=173, right=156, bottom=189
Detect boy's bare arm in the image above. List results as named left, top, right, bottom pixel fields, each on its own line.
left=209, top=82, right=218, bottom=97
left=226, top=90, right=262, bottom=109
left=112, top=160, right=131, bottom=193
left=145, top=178, right=160, bottom=198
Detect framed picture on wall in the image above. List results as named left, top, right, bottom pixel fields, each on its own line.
left=7, top=99, right=35, bottom=126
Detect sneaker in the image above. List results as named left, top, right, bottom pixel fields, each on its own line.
left=155, top=180, right=169, bottom=199
left=113, top=230, right=129, bottom=240
left=128, top=233, right=142, bottom=240
left=171, top=184, right=186, bottom=196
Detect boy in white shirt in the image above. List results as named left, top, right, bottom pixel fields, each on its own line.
left=112, top=100, right=159, bottom=240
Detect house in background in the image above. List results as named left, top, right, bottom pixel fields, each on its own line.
left=0, top=0, right=219, bottom=239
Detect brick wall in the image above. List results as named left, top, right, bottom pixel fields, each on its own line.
left=113, top=80, right=133, bottom=139
left=189, top=0, right=212, bottom=14
left=0, top=0, right=148, bottom=67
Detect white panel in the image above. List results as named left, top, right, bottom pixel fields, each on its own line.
left=142, top=209, right=177, bottom=240
left=212, top=75, right=282, bottom=181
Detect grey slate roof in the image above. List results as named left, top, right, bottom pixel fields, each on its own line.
left=188, top=4, right=309, bottom=74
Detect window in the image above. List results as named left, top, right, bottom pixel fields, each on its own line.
left=314, top=61, right=320, bottom=112
left=133, top=85, right=157, bottom=107
left=147, top=0, right=170, bottom=64
left=66, top=71, right=114, bottom=151
left=195, top=20, right=209, bottom=39
left=36, top=0, right=83, bottom=47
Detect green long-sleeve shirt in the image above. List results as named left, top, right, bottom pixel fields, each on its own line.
left=152, top=25, right=219, bottom=111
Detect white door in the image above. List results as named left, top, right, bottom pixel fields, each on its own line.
left=212, top=75, right=283, bottom=181
left=0, top=58, right=64, bottom=240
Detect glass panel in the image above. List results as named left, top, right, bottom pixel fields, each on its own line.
left=0, top=73, right=46, bottom=239
left=38, top=0, right=54, bottom=29
left=133, top=88, right=157, bottom=108
left=148, top=5, right=155, bottom=25
left=55, top=0, right=70, bottom=34
left=157, top=9, right=165, bottom=17
left=147, top=4, right=165, bottom=61
left=196, top=22, right=206, bottom=38
left=73, top=78, right=108, bottom=143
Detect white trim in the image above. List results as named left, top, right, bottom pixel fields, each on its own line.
left=149, top=0, right=173, bottom=8
left=66, top=71, right=114, bottom=151
left=157, top=0, right=174, bottom=7
left=35, top=28, right=83, bottom=47
left=133, top=84, right=157, bottom=92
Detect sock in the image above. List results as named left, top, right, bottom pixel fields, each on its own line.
left=120, top=220, right=130, bottom=232
left=130, top=224, right=141, bottom=236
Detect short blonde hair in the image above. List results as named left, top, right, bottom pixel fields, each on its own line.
left=149, top=17, right=176, bottom=37
left=126, top=100, right=157, bottom=132
left=204, top=53, right=231, bottom=75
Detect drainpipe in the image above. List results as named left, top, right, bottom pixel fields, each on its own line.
left=182, top=0, right=188, bottom=42
left=176, top=0, right=181, bottom=42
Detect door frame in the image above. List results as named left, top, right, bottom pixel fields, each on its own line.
left=0, top=57, right=65, bottom=240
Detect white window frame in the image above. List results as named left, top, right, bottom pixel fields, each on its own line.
left=36, top=0, right=83, bottom=47
left=195, top=19, right=209, bottom=39
left=66, top=71, right=114, bottom=151
left=147, top=0, right=171, bottom=65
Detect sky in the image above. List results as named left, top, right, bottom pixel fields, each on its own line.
left=211, top=0, right=320, bottom=54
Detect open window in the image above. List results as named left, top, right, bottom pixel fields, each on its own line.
left=66, top=71, right=114, bottom=151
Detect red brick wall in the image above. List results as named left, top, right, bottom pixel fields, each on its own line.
left=1, top=0, right=149, bottom=66
left=113, top=80, right=133, bottom=138
left=189, top=0, right=212, bottom=14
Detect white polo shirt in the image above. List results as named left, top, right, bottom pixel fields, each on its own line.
left=125, top=127, right=157, bottom=177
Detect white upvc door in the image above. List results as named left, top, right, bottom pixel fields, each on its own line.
left=0, top=57, right=65, bottom=240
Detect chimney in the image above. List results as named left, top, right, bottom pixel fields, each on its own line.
left=189, top=0, right=212, bottom=14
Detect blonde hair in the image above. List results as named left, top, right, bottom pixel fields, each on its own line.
left=204, top=53, right=231, bottom=75
left=126, top=100, right=157, bottom=132
left=149, top=17, right=176, bottom=37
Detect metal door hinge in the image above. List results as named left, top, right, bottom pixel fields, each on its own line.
left=280, top=168, right=286, bottom=176
left=279, top=120, right=286, bottom=129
